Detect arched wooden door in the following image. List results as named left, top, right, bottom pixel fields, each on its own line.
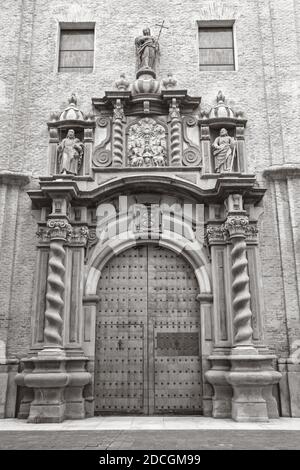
left=94, top=244, right=202, bottom=415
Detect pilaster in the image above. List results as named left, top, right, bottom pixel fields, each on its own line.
left=224, top=194, right=281, bottom=421
left=0, top=171, right=30, bottom=418
left=15, top=181, right=91, bottom=422
left=206, top=194, right=282, bottom=421
left=263, top=164, right=300, bottom=417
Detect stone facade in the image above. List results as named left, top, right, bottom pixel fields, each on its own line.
left=0, top=0, right=299, bottom=420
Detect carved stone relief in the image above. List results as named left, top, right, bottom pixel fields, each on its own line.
left=127, top=118, right=167, bottom=167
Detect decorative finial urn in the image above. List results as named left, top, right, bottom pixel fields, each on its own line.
left=217, top=90, right=226, bottom=104
left=59, top=94, right=85, bottom=121
left=115, top=73, right=130, bottom=91
left=68, top=93, right=78, bottom=106
left=209, top=90, right=235, bottom=119
left=162, top=73, right=177, bottom=90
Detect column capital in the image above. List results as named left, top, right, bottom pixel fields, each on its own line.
left=47, top=218, right=72, bottom=242
left=223, top=214, right=249, bottom=238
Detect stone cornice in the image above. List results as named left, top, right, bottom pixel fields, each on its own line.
left=0, top=170, right=31, bottom=187
left=28, top=174, right=266, bottom=208
left=263, top=163, right=300, bottom=180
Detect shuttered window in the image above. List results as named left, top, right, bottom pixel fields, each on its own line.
left=59, top=28, right=94, bottom=72
left=199, top=26, right=235, bottom=71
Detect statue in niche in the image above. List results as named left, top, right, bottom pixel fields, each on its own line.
left=212, top=128, right=237, bottom=173
left=135, top=28, right=159, bottom=71
left=57, top=129, right=84, bottom=175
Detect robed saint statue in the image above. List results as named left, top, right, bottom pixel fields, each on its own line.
left=212, top=128, right=237, bottom=173
left=135, top=27, right=159, bottom=71
left=57, top=129, right=84, bottom=175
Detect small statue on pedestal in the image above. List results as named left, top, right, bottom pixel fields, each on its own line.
left=212, top=128, right=237, bottom=173
left=57, top=129, right=84, bottom=175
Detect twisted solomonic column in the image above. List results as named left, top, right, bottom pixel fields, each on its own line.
left=169, top=98, right=182, bottom=166
left=43, top=219, right=72, bottom=348
left=223, top=214, right=256, bottom=352
left=112, top=99, right=124, bottom=167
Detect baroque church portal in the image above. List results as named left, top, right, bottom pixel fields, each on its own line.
left=0, top=0, right=299, bottom=424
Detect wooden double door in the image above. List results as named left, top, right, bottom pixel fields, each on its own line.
left=94, top=245, right=202, bottom=415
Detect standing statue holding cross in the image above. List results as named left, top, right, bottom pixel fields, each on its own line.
left=135, top=22, right=168, bottom=73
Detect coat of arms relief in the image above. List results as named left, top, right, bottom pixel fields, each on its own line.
left=127, top=118, right=167, bottom=167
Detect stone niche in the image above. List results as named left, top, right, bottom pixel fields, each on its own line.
left=199, top=90, right=247, bottom=174
left=47, top=94, right=95, bottom=178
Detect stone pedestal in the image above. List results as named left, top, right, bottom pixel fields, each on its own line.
left=227, top=355, right=281, bottom=422
left=205, top=356, right=232, bottom=418
left=16, top=355, right=91, bottom=423
left=23, top=355, right=68, bottom=423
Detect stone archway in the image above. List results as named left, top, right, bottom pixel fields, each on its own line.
left=94, top=243, right=203, bottom=415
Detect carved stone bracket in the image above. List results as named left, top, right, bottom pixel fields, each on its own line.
left=182, top=116, right=202, bottom=167
left=84, top=228, right=99, bottom=262
left=92, top=117, right=112, bottom=167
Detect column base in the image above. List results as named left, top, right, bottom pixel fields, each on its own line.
left=15, top=353, right=91, bottom=423
left=227, top=355, right=282, bottom=422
